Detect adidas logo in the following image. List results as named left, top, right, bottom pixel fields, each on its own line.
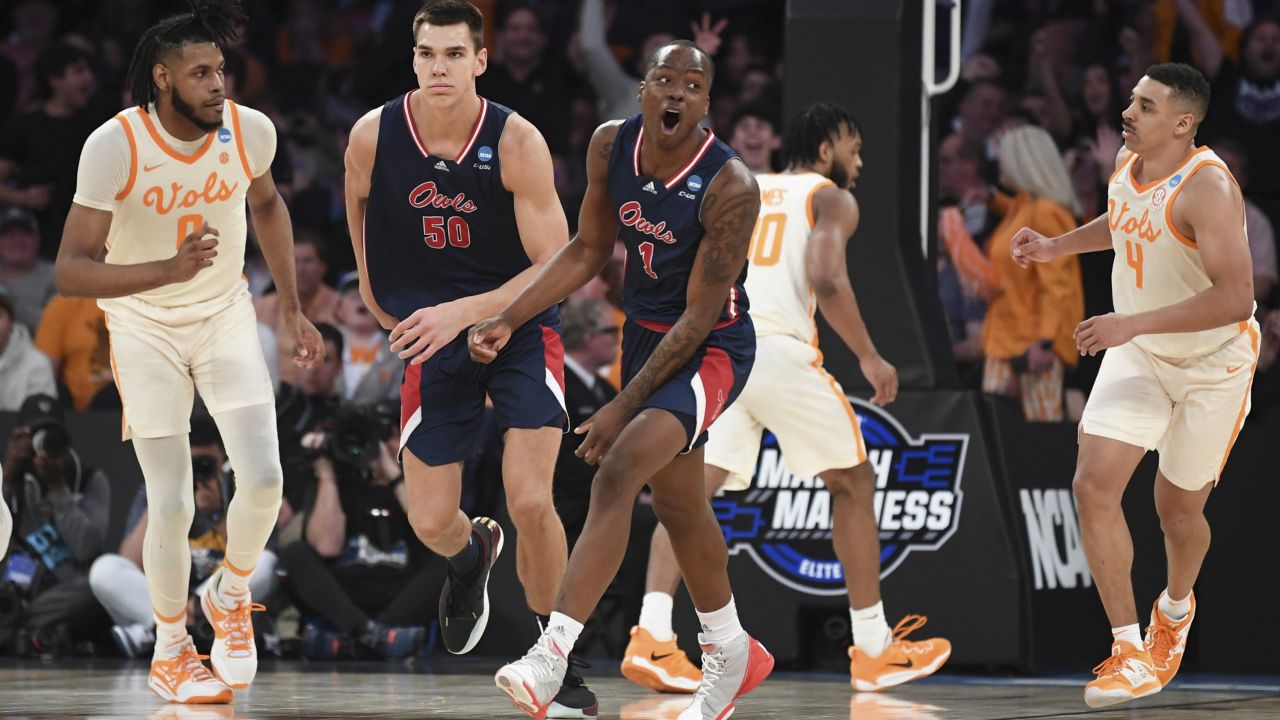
left=642, top=181, right=657, bottom=194
left=435, top=160, right=449, bottom=171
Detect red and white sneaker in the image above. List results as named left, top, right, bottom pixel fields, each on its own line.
left=675, top=632, right=774, bottom=720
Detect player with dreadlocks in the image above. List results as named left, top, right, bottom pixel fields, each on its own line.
left=55, top=0, right=322, bottom=704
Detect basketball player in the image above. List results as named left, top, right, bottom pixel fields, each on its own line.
left=55, top=0, right=322, bottom=704
left=1012, top=63, right=1257, bottom=708
left=622, top=103, right=952, bottom=696
left=343, top=3, right=594, bottom=716
left=473, top=40, right=774, bottom=720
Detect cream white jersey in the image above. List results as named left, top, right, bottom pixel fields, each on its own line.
left=1107, top=146, right=1250, bottom=358
left=73, top=101, right=276, bottom=308
left=746, top=172, right=838, bottom=343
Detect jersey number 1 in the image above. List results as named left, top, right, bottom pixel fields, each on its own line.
left=638, top=242, right=658, bottom=279
left=422, top=216, right=471, bottom=249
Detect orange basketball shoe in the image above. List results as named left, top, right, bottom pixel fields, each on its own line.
left=1084, top=641, right=1162, bottom=708
left=200, top=573, right=265, bottom=689
left=1145, top=592, right=1196, bottom=687
left=148, top=637, right=233, bottom=704
left=849, top=615, right=951, bottom=692
left=621, top=626, right=702, bottom=693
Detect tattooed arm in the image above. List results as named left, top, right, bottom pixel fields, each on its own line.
left=613, top=159, right=760, bottom=413
left=470, top=121, right=623, bottom=362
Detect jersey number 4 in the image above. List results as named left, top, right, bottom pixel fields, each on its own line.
left=422, top=216, right=471, bottom=249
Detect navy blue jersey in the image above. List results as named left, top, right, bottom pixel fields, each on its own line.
left=606, top=114, right=749, bottom=326
left=365, top=93, right=537, bottom=320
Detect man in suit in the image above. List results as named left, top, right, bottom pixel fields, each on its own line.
left=554, top=296, right=619, bottom=546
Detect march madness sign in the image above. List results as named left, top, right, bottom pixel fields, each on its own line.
left=714, top=398, right=969, bottom=596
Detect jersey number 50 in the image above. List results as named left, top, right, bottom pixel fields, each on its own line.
left=422, top=216, right=471, bottom=249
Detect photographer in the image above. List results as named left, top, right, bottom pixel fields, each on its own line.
left=88, top=415, right=278, bottom=658
left=278, top=402, right=445, bottom=660
left=0, top=393, right=109, bottom=655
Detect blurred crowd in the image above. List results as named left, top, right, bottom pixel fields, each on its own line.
left=1, top=0, right=1279, bottom=659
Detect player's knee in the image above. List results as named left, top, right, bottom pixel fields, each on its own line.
left=505, top=487, right=553, bottom=528
left=1071, top=469, right=1120, bottom=511
left=407, top=505, right=458, bottom=547
left=148, top=490, right=196, bottom=528
left=1156, top=501, right=1206, bottom=539
left=650, top=489, right=702, bottom=531
left=821, top=464, right=873, bottom=501
left=237, top=460, right=284, bottom=501
left=590, top=457, right=645, bottom=508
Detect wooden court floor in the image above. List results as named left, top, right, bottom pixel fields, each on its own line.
left=1, top=659, right=1278, bottom=719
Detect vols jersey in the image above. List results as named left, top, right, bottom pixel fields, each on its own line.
left=747, top=172, right=835, bottom=343
left=364, top=93, right=549, bottom=322
left=73, top=102, right=275, bottom=307
left=606, top=114, right=748, bottom=326
left=1107, top=146, right=1252, bottom=358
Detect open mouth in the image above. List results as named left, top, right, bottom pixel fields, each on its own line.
left=661, top=108, right=681, bottom=135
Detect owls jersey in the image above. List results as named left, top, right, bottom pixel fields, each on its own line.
left=364, top=93, right=550, bottom=322
left=1107, top=146, right=1251, bottom=358
left=73, top=102, right=271, bottom=307
left=606, top=114, right=748, bottom=326
left=746, top=172, right=837, bottom=343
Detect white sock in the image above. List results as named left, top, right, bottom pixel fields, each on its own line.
left=696, top=596, right=744, bottom=646
left=638, top=592, right=675, bottom=642
left=547, top=611, right=583, bottom=654
left=153, top=613, right=188, bottom=658
left=1158, top=590, right=1191, bottom=621
left=851, top=602, right=892, bottom=657
left=1112, top=623, right=1143, bottom=650
left=216, top=561, right=253, bottom=604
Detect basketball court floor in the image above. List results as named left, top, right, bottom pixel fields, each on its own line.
left=2, top=659, right=1279, bottom=719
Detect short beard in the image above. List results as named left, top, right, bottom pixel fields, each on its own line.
left=171, top=84, right=222, bottom=133
left=829, top=157, right=851, bottom=189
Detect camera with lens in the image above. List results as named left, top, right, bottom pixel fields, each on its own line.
left=192, top=454, right=221, bottom=489
left=31, top=426, right=69, bottom=457
left=321, top=405, right=382, bottom=470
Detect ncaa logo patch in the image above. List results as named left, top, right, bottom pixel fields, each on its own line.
left=217, top=127, right=232, bottom=143
left=715, top=398, right=967, bottom=595
left=1169, top=174, right=1183, bottom=188
left=687, top=174, right=703, bottom=192
left=477, top=146, right=493, bottom=162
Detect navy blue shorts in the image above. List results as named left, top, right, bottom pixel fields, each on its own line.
left=399, top=310, right=566, bottom=466
left=621, top=315, right=756, bottom=452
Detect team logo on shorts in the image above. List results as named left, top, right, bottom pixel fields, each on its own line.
left=217, top=128, right=232, bottom=143
left=714, top=398, right=968, bottom=595
left=687, top=175, right=703, bottom=192
left=477, top=146, right=493, bottom=162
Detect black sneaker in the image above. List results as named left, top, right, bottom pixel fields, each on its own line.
left=438, top=516, right=504, bottom=654
left=359, top=620, right=426, bottom=660
left=548, top=655, right=599, bottom=719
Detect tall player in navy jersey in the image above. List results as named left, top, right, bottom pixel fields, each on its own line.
left=472, top=41, right=774, bottom=720
left=343, top=4, right=595, bottom=715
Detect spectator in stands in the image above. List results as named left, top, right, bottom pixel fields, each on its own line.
left=87, top=415, right=278, bottom=659
left=478, top=3, right=575, bottom=156
left=34, top=293, right=115, bottom=411
left=574, top=0, right=671, bottom=121
left=554, top=297, right=619, bottom=547
left=980, top=125, right=1084, bottom=422
left=728, top=104, right=780, bottom=174
left=938, top=133, right=993, bottom=237
left=0, top=42, right=107, bottom=258
left=334, top=275, right=399, bottom=404
left=0, top=0, right=59, bottom=111
left=0, top=393, right=109, bottom=655
left=0, top=207, right=54, bottom=332
left=277, top=323, right=344, bottom=517
left=0, top=290, right=54, bottom=411
left=952, top=80, right=1006, bottom=164
left=1213, top=139, right=1277, bottom=306
left=1074, top=61, right=1125, bottom=151
left=1198, top=16, right=1280, bottom=227
left=256, top=231, right=339, bottom=386
left=279, top=403, right=442, bottom=660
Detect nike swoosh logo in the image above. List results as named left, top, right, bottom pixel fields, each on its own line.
left=887, top=660, right=915, bottom=668
left=650, top=652, right=675, bottom=662
left=143, top=163, right=165, bottom=172
left=1227, top=364, right=1243, bottom=374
